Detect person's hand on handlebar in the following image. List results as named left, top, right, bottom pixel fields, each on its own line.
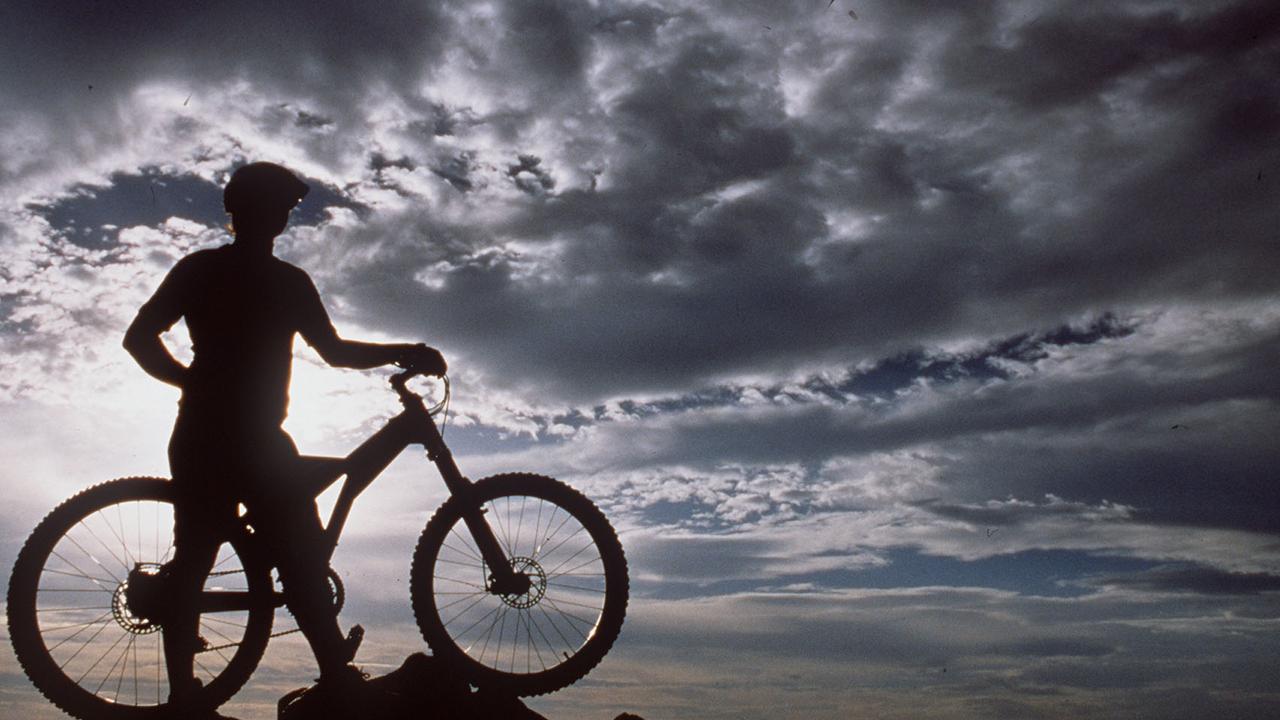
left=395, top=343, right=447, bottom=376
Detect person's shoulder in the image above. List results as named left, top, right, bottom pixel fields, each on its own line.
left=270, top=256, right=319, bottom=288
left=169, top=245, right=230, bottom=274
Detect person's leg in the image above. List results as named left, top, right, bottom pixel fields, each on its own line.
left=165, top=414, right=240, bottom=703
left=256, top=496, right=353, bottom=678
left=163, top=494, right=227, bottom=700
left=247, top=428, right=354, bottom=680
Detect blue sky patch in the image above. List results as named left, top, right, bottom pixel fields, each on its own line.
left=31, top=166, right=360, bottom=248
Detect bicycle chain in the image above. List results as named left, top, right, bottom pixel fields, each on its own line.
left=202, top=626, right=301, bottom=653
left=197, top=569, right=303, bottom=653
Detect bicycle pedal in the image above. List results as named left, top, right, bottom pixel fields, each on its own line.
left=341, top=624, right=364, bottom=663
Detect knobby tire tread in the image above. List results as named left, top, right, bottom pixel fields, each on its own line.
left=409, top=473, right=628, bottom=696
left=7, top=478, right=273, bottom=720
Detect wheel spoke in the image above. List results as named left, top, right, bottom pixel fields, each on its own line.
left=434, top=555, right=483, bottom=568
left=528, top=606, right=556, bottom=670
left=12, top=481, right=274, bottom=713
left=550, top=553, right=604, bottom=578
left=491, top=501, right=516, bottom=560
left=534, top=511, right=574, bottom=560
left=132, top=631, right=141, bottom=705
left=99, top=633, right=134, bottom=697
left=531, top=499, right=546, bottom=560
left=544, top=594, right=605, bottom=612
left=437, top=591, right=488, bottom=613
left=547, top=581, right=606, bottom=594
left=200, top=614, right=248, bottom=629
left=39, top=613, right=116, bottom=635
left=194, top=655, right=216, bottom=683
left=103, top=507, right=139, bottom=570
left=78, top=517, right=132, bottom=577
left=543, top=597, right=593, bottom=637
left=434, top=575, right=488, bottom=591
left=452, top=600, right=501, bottom=637
left=545, top=539, right=595, bottom=576
left=45, top=552, right=117, bottom=590
left=516, top=497, right=528, bottom=555
left=212, top=546, right=240, bottom=570
left=484, top=604, right=510, bottom=668
left=535, top=602, right=577, bottom=653
left=48, top=610, right=115, bottom=656
left=471, top=602, right=504, bottom=661
left=443, top=594, right=492, bottom=632
left=441, top=539, right=482, bottom=564
left=75, top=622, right=131, bottom=683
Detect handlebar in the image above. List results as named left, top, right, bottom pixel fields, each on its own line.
left=390, top=368, right=451, bottom=416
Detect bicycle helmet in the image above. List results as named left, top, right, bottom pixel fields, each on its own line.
left=223, top=162, right=310, bottom=215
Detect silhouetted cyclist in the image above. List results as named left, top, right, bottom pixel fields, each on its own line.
left=124, top=162, right=445, bottom=711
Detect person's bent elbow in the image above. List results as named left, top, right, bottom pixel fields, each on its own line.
left=122, top=321, right=148, bottom=359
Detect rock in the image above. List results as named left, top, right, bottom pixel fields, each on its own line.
left=278, top=653, right=547, bottom=720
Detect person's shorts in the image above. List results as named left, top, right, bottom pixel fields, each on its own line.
left=167, top=414, right=317, bottom=550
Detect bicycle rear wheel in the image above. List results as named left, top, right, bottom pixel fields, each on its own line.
left=7, top=478, right=273, bottom=720
left=410, top=473, right=628, bottom=696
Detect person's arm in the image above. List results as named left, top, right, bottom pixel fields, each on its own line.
left=123, top=320, right=188, bottom=387
left=122, top=261, right=189, bottom=388
left=309, top=331, right=423, bottom=370
left=296, top=272, right=446, bottom=374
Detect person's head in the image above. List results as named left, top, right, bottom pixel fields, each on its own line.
left=223, top=162, right=309, bottom=242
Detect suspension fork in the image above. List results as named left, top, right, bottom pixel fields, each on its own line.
left=418, top=411, right=526, bottom=593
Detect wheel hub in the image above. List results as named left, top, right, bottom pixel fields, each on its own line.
left=115, top=564, right=163, bottom=635
left=495, top=556, right=547, bottom=609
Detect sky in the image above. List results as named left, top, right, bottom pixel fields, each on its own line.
left=2, top=1, right=1279, bottom=718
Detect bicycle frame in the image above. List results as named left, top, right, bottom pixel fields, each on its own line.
left=10, top=373, right=626, bottom=713
left=298, top=371, right=523, bottom=593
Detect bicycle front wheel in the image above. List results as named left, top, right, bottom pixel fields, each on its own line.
left=6, top=478, right=273, bottom=720
left=410, top=474, right=628, bottom=696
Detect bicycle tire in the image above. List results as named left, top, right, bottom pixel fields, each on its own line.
left=410, top=473, right=628, bottom=695
left=7, top=478, right=274, bottom=720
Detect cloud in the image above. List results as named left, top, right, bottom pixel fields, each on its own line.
left=912, top=495, right=1134, bottom=529
left=1089, top=564, right=1280, bottom=596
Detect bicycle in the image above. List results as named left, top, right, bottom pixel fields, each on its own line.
left=7, top=367, right=628, bottom=719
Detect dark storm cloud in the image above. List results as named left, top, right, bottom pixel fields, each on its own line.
left=6, top=1, right=1277, bottom=543
left=925, top=416, right=1280, bottom=533
left=984, top=637, right=1115, bottom=659
left=301, top=0, right=1280, bottom=407
left=0, top=1, right=450, bottom=106
left=470, top=313, right=1135, bottom=439
left=499, top=0, right=589, bottom=94
left=1091, top=563, right=1280, bottom=596
left=584, top=318, right=1276, bottom=465
left=630, top=536, right=778, bottom=581
left=506, top=154, right=556, bottom=194
left=938, top=2, right=1280, bottom=111
left=913, top=1, right=1280, bottom=303
left=427, top=153, right=477, bottom=193
left=9, top=0, right=1272, bottom=409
